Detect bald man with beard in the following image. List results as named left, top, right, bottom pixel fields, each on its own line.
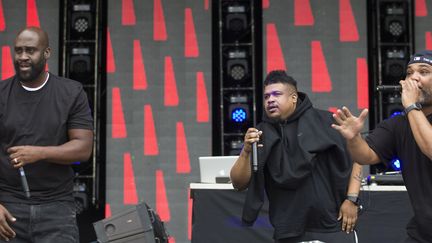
left=0, top=27, right=93, bottom=242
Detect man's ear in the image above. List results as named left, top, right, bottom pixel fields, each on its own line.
left=44, top=47, right=51, bottom=59
left=292, top=93, right=298, bottom=103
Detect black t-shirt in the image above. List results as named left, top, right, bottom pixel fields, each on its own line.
left=0, top=74, right=93, bottom=204
left=366, top=114, right=432, bottom=242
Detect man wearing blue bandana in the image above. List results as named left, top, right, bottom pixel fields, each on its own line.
left=332, top=50, right=432, bottom=243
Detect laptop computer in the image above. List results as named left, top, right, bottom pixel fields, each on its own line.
left=198, top=156, right=238, bottom=183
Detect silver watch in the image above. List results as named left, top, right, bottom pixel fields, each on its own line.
left=404, top=102, right=422, bottom=114
left=347, top=195, right=360, bottom=206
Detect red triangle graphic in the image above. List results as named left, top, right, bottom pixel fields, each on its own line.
left=107, top=28, right=116, bottom=73
left=426, top=32, right=432, bottom=50
left=176, top=122, right=191, bottom=173
left=266, top=23, right=287, bottom=73
left=122, top=0, right=136, bottom=25
left=294, top=0, right=314, bottom=26
left=156, top=170, right=171, bottom=221
left=26, top=0, right=40, bottom=27
left=105, top=204, right=112, bottom=218
left=415, top=0, right=428, bottom=17
left=196, top=72, right=209, bottom=122
left=1, top=46, right=15, bottom=80
left=185, top=8, right=199, bottom=57
left=111, top=87, right=127, bottom=138
left=188, top=189, right=192, bottom=240
left=154, top=0, right=167, bottom=41
left=328, top=107, right=338, bottom=114
left=133, top=40, right=148, bottom=90
left=339, top=0, right=359, bottom=42
left=263, top=0, right=270, bottom=9
left=164, top=56, right=179, bottom=106
left=123, top=152, right=138, bottom=205
left=357, top=58, right=368, bottom=109
left=144, top=105, right=159, bottom=155
left=0, top=0, right=5, bottom=31
left=311, top=41, right=332, bottom=92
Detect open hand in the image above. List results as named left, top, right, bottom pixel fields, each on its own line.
left=331, top=107, right=368, bottom=140
left=0, top=204, right=16, bottom=241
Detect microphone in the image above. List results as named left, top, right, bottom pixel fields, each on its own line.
left=252, top=142, right=258, bottom=172
left=19, top=167, right=30, bottom=198
left=376, top=85, right=402, bottom=92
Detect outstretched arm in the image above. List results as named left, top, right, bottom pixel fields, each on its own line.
left=338, top=162, right=363, bottom=233
left=331, top=107, right=380, bottom=165
left=230, top=128, right=262, bottom=191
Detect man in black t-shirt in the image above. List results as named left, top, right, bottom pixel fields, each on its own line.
left=332, top=50, right=432, bottom=243
left=0, top=27, right=93, bottom=242
left=231, top=70, right=363, bottom=243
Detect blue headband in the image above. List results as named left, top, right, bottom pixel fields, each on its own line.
left=408, top=50, right=432, bottom=66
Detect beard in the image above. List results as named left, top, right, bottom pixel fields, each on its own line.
left=14, top=58, right=46, bottom=83
left=419, top=88, right=432, bottom=107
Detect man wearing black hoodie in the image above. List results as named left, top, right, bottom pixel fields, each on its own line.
left=230, top=70, right=362, bottom=243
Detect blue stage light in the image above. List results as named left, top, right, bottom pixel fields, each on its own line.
left=225, top=102, right=250, bottom=132
left=231, top=107, right=247, bottom=123
left=390, top=158, right=402, bottom=171
left=390, top=110, right=403, bottom=117
left=383, top=95, right=404, bottom=119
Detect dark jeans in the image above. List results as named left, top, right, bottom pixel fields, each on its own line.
left=275, top=230, right=358, bottom=243
left=1, top=201, right=79, bottom=243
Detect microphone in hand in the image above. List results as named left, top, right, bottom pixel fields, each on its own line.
left=14, top=158, right=30, bottom=198
left=19, top=167, right=30, bottom=198
left=376, top=85, right=402, bottom=92
left=252, top=142, right=258, bottom=172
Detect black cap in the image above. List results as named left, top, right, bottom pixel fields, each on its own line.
left=407, top=50, right=432, bottom=66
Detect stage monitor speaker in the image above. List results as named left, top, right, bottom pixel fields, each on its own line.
left=93, top=202, right=156, bottom=243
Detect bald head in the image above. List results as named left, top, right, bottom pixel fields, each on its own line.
left=15, top=27, right=50, bottom=49
left=13, top=26, right=51, bottom=84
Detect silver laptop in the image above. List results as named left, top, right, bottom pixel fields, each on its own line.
left=198, top=156, right=238, bottom=183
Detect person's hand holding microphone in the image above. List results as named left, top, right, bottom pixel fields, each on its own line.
left=400, top=76, right=421, bottom=109
left=8, top=147, right=32, bottom=199
left=243, top=128, right=262, bottom=172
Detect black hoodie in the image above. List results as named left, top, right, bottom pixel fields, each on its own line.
left=241, top=92, right=352, bottom=240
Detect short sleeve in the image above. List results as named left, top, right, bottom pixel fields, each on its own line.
left=68, top=87, right=93, bottom=130
left=365, top=117, right=400, bottom=165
